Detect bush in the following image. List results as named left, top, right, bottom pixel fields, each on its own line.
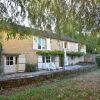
left=25, top=64, right=38, bottom=72
left=96, top=56, right=100, bottom=67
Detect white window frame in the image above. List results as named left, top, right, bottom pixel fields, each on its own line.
left=6, top=56, right=14, bottom=65
left=63, top=41, right=68, bottom=49
left=38, top=37, right=46, bottom=50
left=42, top=56, right=54, bottom=63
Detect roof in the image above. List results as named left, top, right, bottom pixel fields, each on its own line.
left=31, top=29, right=80, bottom=43
left=1, top=22, right=80, bottom=43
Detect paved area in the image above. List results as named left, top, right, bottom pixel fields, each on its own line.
left=65, top=65, right=83, bottom=70
left=0, top=64, right=94, bottom=81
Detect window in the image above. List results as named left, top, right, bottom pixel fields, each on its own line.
left=42, top=56, right=45, bottom=63
left=6, top=56, right=14, bottom=65
left=46, top=56, right=50, bottom=63
left=38, top=37, right=41, bottom=49
left=42, top=38, right=46, bottom=49
left=38, top=37, right=46, bottom=49
left=64, top=42, right=68, bottom=48
left=42, top=56, right=54, bottom=63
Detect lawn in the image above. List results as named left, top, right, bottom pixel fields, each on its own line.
left=0, top=68, right=100, bottom=100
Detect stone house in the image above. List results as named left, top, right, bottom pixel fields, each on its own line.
left=1, top=30, right=86, bottom=74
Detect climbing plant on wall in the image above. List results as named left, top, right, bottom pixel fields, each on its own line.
left=36, top=50, right=85, bottom=57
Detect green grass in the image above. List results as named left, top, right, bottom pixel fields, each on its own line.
left=0, top=68, right=100, bottom=100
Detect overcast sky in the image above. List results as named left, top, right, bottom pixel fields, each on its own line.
left=1, top=0, right=30, bottom=27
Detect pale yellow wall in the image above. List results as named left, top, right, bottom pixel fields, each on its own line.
left=51, top=39, right=62, bottom=50
left=67, top=42, right=79, bottom=52
left=25, top=52, right=38, bottom=64
left=3, top=35, right=38, bottom=64
left=33, top=36, right=63, bottom=51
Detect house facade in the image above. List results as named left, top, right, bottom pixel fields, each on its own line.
left=1, top=31, right=86, bottom=74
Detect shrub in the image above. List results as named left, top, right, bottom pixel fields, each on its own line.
left=25, top=64, right=38, bottom=72
left=96, top=56, right=100, bottom=67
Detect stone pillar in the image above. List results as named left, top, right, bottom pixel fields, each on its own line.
left=64, top=48, right=69, bottom=68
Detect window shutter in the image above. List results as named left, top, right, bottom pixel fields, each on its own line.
left=33, top=36, right=38, bottom=49
left=38, top=56, right=42, bottom=69
left=62, top=41, right=64, bottom=49
left=47, top=38, right=51, bottom=50
left=60, top=41, right=63, bottom=50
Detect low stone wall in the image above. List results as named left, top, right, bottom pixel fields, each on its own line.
left=0, top=65, right=96, bottom=89
left=84, top=54, right=100, bottom=62
left=68, top=56, right=84, bottom=65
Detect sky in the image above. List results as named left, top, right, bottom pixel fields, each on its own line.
left=0, top=0, right=30, bottom=27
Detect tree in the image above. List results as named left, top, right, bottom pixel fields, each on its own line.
left=0, top=0, right=100, bottom=53
left=0, top=0, right=100, bottom=33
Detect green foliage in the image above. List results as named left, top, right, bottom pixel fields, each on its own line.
left=1, top=0, right=100, bottom=33
left=0, top=21, right=33, bottom=38
left=0, top=21, right=60, bottom=39
left=36, top=50, right=85, bottom=57
left=85, top=34, right=99, bottom=53
left=25, top=64, right=37, bottom=72
left=96, top=45, right=100, bottom=53
left=76, top=33, right=100, bottom=54
left=0, top=0, right=100, bottom=54
left=96, top=56, right=100, bottom=67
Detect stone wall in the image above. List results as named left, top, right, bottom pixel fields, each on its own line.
left=84, top=54, right=100, bottom=62
left=3, top=36, right=38, bottom=64
left=0, top=65, right=96, bottom=89
left=51, top=39, right=61, bottom=50
left=67, top=42, right=79, bottom=52
left=68, top=56, right=84, bottom=65
left=2, top=33, right=86, bottom=66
